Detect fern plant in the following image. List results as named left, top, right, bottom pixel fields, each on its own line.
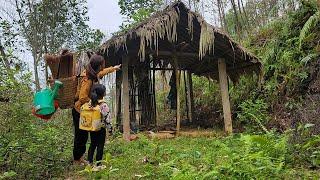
left=300, top=53, right=319, bottom=65
left=299, top=10, right=320, bottom=49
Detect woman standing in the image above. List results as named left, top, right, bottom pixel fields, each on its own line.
left=72, top=54, right=121, bottom=165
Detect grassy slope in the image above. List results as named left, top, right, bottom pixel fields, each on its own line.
left=74, top=134, right=319, bottom=180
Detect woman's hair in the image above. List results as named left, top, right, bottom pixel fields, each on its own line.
left=86, top=54, right=105, bottom=81
left=90, top=84, right=106, bottom=107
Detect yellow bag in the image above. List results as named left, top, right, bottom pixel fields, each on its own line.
left=79, top=100, right=105, bottom=131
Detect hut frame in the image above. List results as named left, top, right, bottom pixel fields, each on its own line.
left=99, top=1, right=262, bottom=140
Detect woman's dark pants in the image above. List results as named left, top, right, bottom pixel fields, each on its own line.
left=72, top=108, right=88, bottom=160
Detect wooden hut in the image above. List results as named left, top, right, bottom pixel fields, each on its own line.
left=99, top=1, right=262, bottom=140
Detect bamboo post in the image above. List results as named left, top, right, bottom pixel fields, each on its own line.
left=218, top=58, right=232, bottom=134
left=174, top=55, right=181, bottom=133
left=115, top=70, right=122, bottom=128
left=153, top=60, right=157, bottom=126
left=184, top=71, right=189, bottom=121
left=186, top=71, right=194, bottom=122
left=122, top=56, right=130, bottom=141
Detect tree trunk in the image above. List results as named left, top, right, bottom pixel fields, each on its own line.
left=231, top=0, right=240, bottom=38
left=0, top=41, right=16, bottom=82
left=237, top=0, right=246, bottom=31
left=217, top=0, right=225, bottom=30
left=221, top=0, right=227, bottom=31
left=237, top=0, right=243, bottom=15
left=0, top=41, right=11, bottom=70
left=240, top=0, right=249, bottom=27
left=32, top=51, right=41, bottom=91
left=230, top=0, right=241, bottom=37
left=0, top=50, right=10, bottom=69
left=45, top=63, right=48, bottom=86
left=193, top=0, right=199, bottom=13
left=289, top=0, right=295, bottom=11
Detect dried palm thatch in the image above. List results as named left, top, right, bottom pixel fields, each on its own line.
left=100, top=1, right=262, bottom=81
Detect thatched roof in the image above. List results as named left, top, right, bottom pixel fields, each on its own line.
left=99, top=1, right=261, bottom=81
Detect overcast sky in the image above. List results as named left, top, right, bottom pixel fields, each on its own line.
left=87, top=0, right=123, bottom=39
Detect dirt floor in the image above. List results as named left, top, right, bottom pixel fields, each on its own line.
left=145, top=128, right=224, bottom=139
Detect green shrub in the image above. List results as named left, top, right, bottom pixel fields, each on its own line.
left=0, top=65, right=73, bottom=178
left=289, top=123, right=320, bottom=168
left=80, top=133, right=319, bottom=179
left=237, top=99, right=270, bottom=133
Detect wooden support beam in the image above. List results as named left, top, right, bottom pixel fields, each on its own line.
left=122, top=56, right=130, bottom=141
left=149, top=68, right=185, bottom=71
left=152, top=51, right=199, bottom=58
left=174, top=55, right=181, bottom=133
left=153, top=60, right=157, bottom=126
left=186, top=71, right=194, bottom=122
left=184, top=71, right=189, bottom=122
left=149, top=50, right=215, bottom=60
left=129, top=68, right=136, bottom=123
left=189, top=72, right=195, bottom=122
left=115, top=71, right=122, bottom=128
left=178, top=42, right=190, bottom=51
left=218, top=58, right=233, bottom=134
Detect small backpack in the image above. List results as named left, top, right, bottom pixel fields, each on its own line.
left=79, top=100, right=105, bottom=131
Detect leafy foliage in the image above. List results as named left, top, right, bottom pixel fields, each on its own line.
left=0, top=48, right=73, bottom=178
left=76, top=29, right=105, bottom=51
left=238, top=99, right=270, bottom=133
left=0, top=56, right=73, bottom=178
left=299, top=11, right=320, bottom=49
left=14, top=0, right=93, bottom=52
left=182, top=1, right=319, bottom=130
left=77, top=133, right=319, bottom=179
left=187, top=0, right=320, bottom=134
left=118, top=0, right=163, bottom=30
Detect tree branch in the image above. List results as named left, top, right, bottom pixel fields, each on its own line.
left=0, top=41, right=11, bottom=69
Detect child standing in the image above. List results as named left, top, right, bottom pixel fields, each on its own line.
left=86, top=84, right=112, bottom=170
